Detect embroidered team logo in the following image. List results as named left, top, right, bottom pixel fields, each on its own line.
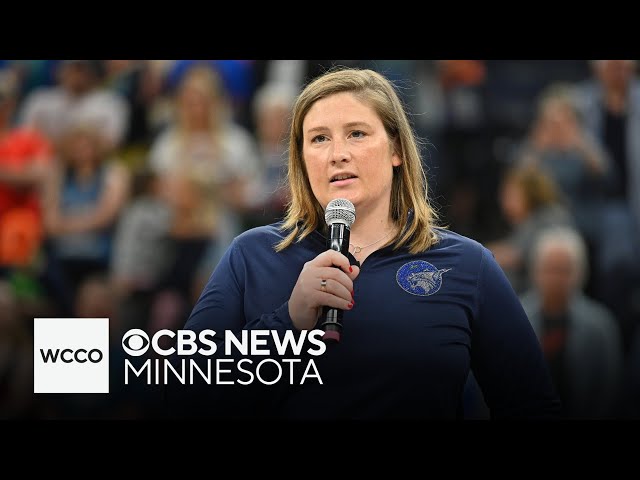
left=396, top=261, right=451, bottom=296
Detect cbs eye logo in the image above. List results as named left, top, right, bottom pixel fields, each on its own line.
left=122, top=329, right=150, bottom=356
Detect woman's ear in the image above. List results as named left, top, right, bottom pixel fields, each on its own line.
left=391, top=139, right=402, bottom=167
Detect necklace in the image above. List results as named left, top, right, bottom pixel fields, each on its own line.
left=350, top=230, right=394, bottom=255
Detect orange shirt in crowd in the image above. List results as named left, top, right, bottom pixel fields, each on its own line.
left=0, top=128, right=52, bottom=266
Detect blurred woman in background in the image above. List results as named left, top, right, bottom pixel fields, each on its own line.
left=43, top=122, right=130, bottom=314
left=487, top=165, right=573, bottom=294
left=516, top=85, right=611, bottom=241
left=148, top=65, right=258, bottom=331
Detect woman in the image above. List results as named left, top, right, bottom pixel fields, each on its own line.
left=516, top=85, right=611, bottom=241
left=176, top=68, right=560, bottom=419
left=487, top=165, right=574, bottom=294
left=148, top=65, right=258, bottom=328
left=43, top=122, right=130, bottom=314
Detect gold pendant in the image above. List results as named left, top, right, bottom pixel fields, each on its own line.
left=353, top=246, right=362, bottom=254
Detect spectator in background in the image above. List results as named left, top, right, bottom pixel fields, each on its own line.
left=486, top=166, right=573, bottom=294
left=0, top=61, right=59, bottom=109
left=0, top=71, right=53, bottom=272
left=573, top=60, right=640, bottom=225
left=243, top=82, right=298, bottom=228
left=42, top=122, right=130, bottom=315
left=148, top=65, right=258, bottom=330
left=0, top=280, right=34, bottom=419
left=520, top=227, right=623, bottom=418
left=516, top=85, right=611, bottom=242
left=110, top=169, right=173, bottom=332
left=18, top=60, right=130, bottom=152
left=102, top=60, right=166, bottom=170
left=163, top=60, right=255, bottom=130
left=572, top=60, right=640, bottom=351
left=103, top=61, right=151, bottom=146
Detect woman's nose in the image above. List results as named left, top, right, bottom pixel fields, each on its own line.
left=330, top=138, right=351, bottom=164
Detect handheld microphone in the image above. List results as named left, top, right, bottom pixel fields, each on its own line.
left=319, top=198, right=356, bottom=343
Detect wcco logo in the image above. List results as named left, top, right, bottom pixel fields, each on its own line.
left=34, top=318, right=109, bottom=394
left=40, top=348, right=104, bottom=364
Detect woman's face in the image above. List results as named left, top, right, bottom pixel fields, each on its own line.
left=302, top=92, right=401, bottom=216
left=179, top=82, right=215, bottom=129
left=66, top=131, right=101, bottom=167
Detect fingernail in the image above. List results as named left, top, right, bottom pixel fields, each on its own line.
left=349, top=266, right=353, bottom=273
left=351, top=290, right=354, bottom=297
left=348, top=302, right=353, bottom=309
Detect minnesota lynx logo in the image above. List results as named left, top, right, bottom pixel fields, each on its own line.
left=396, top=261, right=451, bottom=296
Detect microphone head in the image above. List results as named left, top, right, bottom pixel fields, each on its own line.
left=325, top=198, right=356, bottom=227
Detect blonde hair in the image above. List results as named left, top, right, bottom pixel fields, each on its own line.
left=536, top=83, right=578, bottom=121
left=175, top=65, right=228, bottom=147
left=276, top=68, right=439, bottom=253
left=503, top=165, right=562, bottom=213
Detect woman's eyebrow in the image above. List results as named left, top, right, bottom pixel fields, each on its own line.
left=306, top=126, right=329, bottom=135
left=306, top=121, right=373, bottom=135
left=343, top=121, right=372, bottom=129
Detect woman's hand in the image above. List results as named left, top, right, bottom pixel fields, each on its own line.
left=288, top=250, right=360, bottom=330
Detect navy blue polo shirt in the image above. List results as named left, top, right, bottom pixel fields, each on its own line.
left=183, top=221, right=560, bottom=419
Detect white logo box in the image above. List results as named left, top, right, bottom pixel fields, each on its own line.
left=33, top=318, right=109, bottom=394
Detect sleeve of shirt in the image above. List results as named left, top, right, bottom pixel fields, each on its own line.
left=168, top=237, right=296, bottom=418
left=27, top=130, right=53, bottom=162
left=147, top=129, right=173, bottom=174
left=110, top=205, right=140, bottom=278
left=471, top=246, right=562, bottom=418
left=17, top=90, right=44, bottom=130
left=97, top=92, right=130, bottom=149
left=591, top=304, right=624, bottom=417
left=184, top=238, right=294, bottom=336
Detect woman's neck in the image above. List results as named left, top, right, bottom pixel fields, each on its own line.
left=350, top=215, right=395, bottom=243
left=347, top=204, right=397, bottom=262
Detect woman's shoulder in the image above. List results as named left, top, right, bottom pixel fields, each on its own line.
left=432, top=227, right=487, bottom=254
left=233, top=221, right=289, bottom=249
left=427, top=227, right=494, bottom=274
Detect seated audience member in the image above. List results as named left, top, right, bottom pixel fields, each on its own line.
left=0, top=71, right=52, bottom=272
left=515, top=85, right=611, bottom=242
left=110, top=169, right=173, bottom=331
left=487, top=166, right=573, bottom=293
left=520, top=227, right=623, bottom=418
left=243, top=82, right=298, bottom=228
left=42, top=122, right=130, bottom=314
left=18, top=60, right=129, bottom=152
left=572, top=60, right=640, bottom=350
left=148, top=65, right=258, bottom=328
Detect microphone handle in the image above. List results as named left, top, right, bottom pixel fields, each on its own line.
left=319, top=223, right=351, bottom=341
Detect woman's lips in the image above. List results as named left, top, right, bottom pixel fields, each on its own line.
left=330, top=177, right=357, bottom=187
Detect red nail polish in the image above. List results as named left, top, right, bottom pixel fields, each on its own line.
left=348, top=302, right=353, bottom=309
left=349, top=266, right=353, bottom=273
left=351, top=290, right=354, bottom=297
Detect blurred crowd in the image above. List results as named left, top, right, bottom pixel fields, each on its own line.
left=0, top=60, right=638, bottom=419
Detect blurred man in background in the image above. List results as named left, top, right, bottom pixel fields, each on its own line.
left=520, top=227, right=623, bottom=418
left=18, top=60, right=129, bottom=152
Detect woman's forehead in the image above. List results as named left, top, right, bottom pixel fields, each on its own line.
left=302, top=92, right=379, bottom=129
